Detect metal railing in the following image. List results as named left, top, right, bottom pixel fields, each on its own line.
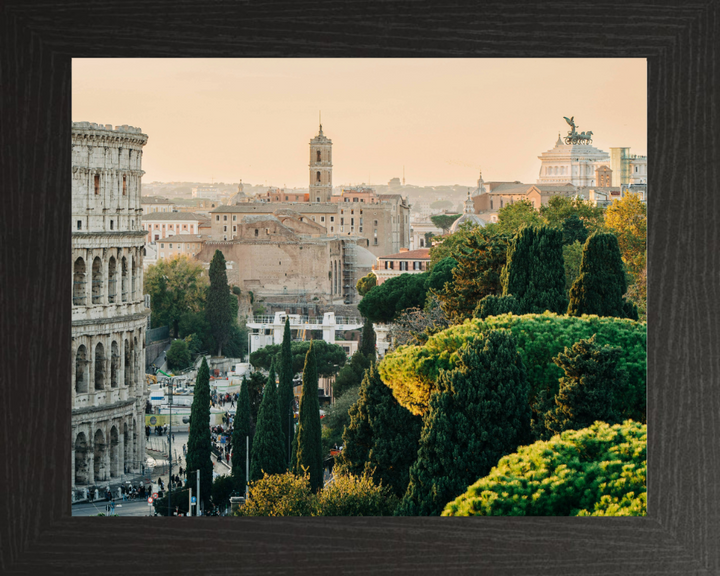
left=248, top=315, right=363, bottom=326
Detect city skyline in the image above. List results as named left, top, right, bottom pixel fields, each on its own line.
left=72, top=58, right=647, bottom=188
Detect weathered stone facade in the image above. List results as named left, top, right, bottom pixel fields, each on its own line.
left=71, top=122, right=150, bottom=494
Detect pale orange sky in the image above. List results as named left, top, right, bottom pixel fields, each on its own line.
left=72, top=59, right=646, bottom=188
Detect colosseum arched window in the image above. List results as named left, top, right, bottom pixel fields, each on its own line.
left=110, top=426, right=120, bottom=478
left=110, top=341, right=119, bottom=388
left=91, top=257, right=103, bottom=304
left=94, top=342, right=106, bottom=390
left=73, top=257, right=86, bottom=306
left=74, top=432, right=89, bottom=485
left=130, top=256, right=136, bottom=300
left=93, top=429, right=106, bottom=482
left=75, top=345, right=88, bottom=393
left=121, top=257, right=128, bottom=302
left=124, top=339, right=131, bottom=387
left=108, top=257, right=117, bottom=303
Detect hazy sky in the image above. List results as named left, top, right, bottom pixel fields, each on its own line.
left=72, top=59, right=646, bottom=188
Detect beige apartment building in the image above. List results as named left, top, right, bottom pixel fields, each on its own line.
left=141, top=211, right=202, bottom=242
left=372, top=248, right=431, bottom=286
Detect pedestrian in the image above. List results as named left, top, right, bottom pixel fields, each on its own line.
left=226, top=453, right=230, bottom=464
left=172, top=433, right=175, bottom=442
left=179, top=465, right=183, bottom=476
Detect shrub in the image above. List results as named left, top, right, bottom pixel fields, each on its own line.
left=318, top=471, right=398, bottom=516
left=166, top=339, right=191, bottom=371
left=442, top=420, right=646, bottom=517
left=378, top=313, right=646, bottom=423
left=237, top=471, right=316, bottom=516
left=474, top=294, right=522, bottom=319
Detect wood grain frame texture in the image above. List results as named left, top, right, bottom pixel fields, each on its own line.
left=0, top=1, right=718, bottom=574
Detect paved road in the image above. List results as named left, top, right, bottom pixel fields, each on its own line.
left=72, top=498, right=155, bottom=517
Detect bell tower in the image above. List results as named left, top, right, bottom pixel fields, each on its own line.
left=309, top=116, right=332, bottom=203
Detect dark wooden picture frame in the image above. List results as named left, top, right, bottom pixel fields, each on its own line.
left=1, top=1, right=718, bottom=574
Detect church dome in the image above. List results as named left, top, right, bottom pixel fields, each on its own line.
left=449, top=212, right=486, bottom=234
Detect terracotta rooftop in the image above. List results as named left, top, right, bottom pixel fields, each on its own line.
left=142, top=212, right=202, bottom=221
left=378, top=248, right=431, bottom=260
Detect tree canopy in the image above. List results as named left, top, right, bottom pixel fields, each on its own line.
left=249, top=339, right=347, bottom=379
left=496, top=199, right=542, bottom=236
left=144, top=255, right=208, bottom=336
left=604, top=192, right=647, bottom=279
left=443, top=421, right=646, bottom=517
left=397, top=330, right=531, bottom=516
left=250, top=363, right=286, bottom=480
left=539, top=195, right=605, bottom=232
left=166, top=339, right=191, bottom=371
left=357, top=273, right=429, bottom=324
left=356, top=273, right=377, bottom=297
left=430, top=213, right=461, bottom=233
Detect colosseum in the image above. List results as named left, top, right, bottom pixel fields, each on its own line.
left=71, top=122, right=150, bottom=498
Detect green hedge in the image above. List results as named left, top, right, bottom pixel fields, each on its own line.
left=442, top=420, right=646, bottom=516
left=378, top=313, right=646, bottom=421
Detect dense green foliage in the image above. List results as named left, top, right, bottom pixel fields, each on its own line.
left=378, top=313, right=646, bottom=423
left=249, top=339, right=347, bottom=378
left=143, top=255, right=208, bottom=335
left=153, top=488, right=190, bottom=516
left=332, top=351, right=371, bottom=399
left=501, top=225, right=568, bottom=315
left=186, top=357, right=213, bottom=508
left=166, top=339, right=191, bottom=371
left=397, top=330, right=532, bottom=516
left=322, top=385, right=360, bottom=456
left=433, top=228, right=509, bottom=322
left=562, top=241, right=584, bottom=293
left=474, top=294, right=522, bottom=319
left=358, top=273, right=429, bottom=323
left=424, top=257, right=457, bottom=292
left=245, top=371, right=266, bottom=427
left=443, top=421, right=646, bottom=517
left=231, top=376, right=253, bottom=495
left=356, top=273, right=377, bottom=296
left=567, top=233, right=631, bottom=319
left=359, top=317, right=377, bottom=359
left=211, top=475, right=236, bottom=509
left=205, top=250, right=234, bottom=356
left=539, top=195, right=605, bottom=232
left=540, top=336, right=624, bottom=439
left=294, top=343, right=324, bottom=492
left=561, top=213, right=589, bottom=245
left=496, top=199, right=542, bottom=236
left=336, top=364, right=422, bottom=498
left=430, top=213, right=461, bottom=233
left=250, top=363, right=286, bottom=480
left=276, top=318, right=295, bottom=467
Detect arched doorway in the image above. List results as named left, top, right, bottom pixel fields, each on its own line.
left=73, top=257, right=86, bottom=306
left=75, top=345, right=88, bottom=394
left=93, top=429, right=106, bottom=482
left=110, top=341, right=119, bottom=388
left=94, top=342, right=105, bottom=390
left=108, top=257, right=117, bottom=303
left=74, top=432, right=89, bottom=485
left=110, top=426, right=119, bottom=478
left=123, top=422, right=130, bottom=474
left=91, top=257, right=103, bottom=304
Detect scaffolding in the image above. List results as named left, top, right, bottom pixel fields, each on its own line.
left=342, top=241, right=356, bottom=304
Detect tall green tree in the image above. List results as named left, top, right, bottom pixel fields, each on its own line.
left=397, top=330, right=532, bottom=516
left=294, top=343, right=324, bottom=492
left=332, top=351, right=371, bottom=399
left=250, top=339, right=347, bottom=379
left=430, top=213, right=461, bottom=234
left=277, top=318, right=295, bottom=467
left=358, top=273, right=429, bottom=324
left=144, top=255, right=208, bottom=335
left=245, top=371, right=266, bottom=428
left=186, top=357, right=213, bottom=508
left=206, top=249, right=234, bottom=356
left=250, top=362, right=286, bottom=480
left=358, top=317, right=376, bottom=360
left=231, top=377, right=253, bottom=495
left=501, top=225, right=568, bottom=314
left=561, top=213, right=590, bottom=245
left=434, top=229, right=509, bottom=322
left=337, top=364, right=423, bottom=499
left=166, top=339, right=191, bottom=370
left=567, top=232, right=630, bottom=318
left=603, top=192, right=646, bottom=279
left=542, top=336, right=625, bottom=438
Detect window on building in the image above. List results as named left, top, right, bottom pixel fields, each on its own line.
left=490, top=199, right=493, bottom=209
left=374, top=220, right=378, bottom=226
left=373, top=238, right=378, bottom=245
left=344, top=198, right=349, bottom=203
left=94, top=174, right=100, bottom=195
left=254, top=229, right=259, bottom=237
left=317, top=150, right=321, bottom=162
left=340, top=218, right=344, bottom=225
left=122, top=175, right=127, bottom=195
left=216, top=215, right=220, bottom=221
left=316, top=171, right=321, bottom=182
left=233, top=226, right=236, bottom=232
left=389, top=261, right=394, bottom=270
left=359, top=227, right=363, bottom=232
left=353, top=198, right=358, bottom=202
left=321, top=216, right=325, bottom=222
left=160, top=243, right=164, bottom=248
left=77, top=220, right=82, bottom=230
left=285, top=196, right=288, bottom=200
left=316, top=197, right=320, bottom=202
left=223, top=225, right=227, bottom=232
left=110, top=220, right=114, bottom=230
left=361, top=199, right=364, bottom=203
left=331, top=226, right=334, bottom=232
left=233, top=216, right=236, bottom=221
left=351, top=218, right=354, bottom=225
left=500, top=199, right=504, bottom=208
left=384, top=261, right=388, bottom=269
left=224, top=215, right=227, bottom=221
left=330, top=216, right=334, bottom=222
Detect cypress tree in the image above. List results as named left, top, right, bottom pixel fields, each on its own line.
left=543, top=335, right=624, bottom=437
left=561, top=214, right=589, bottom=245
left=397, top=330, right=532, bottom=516
left=206, top=249, right=234, bottom=356
left=186, top=357, right=213, bottom=509
left=231, top=375, right=253, bottom=495
left=277, top=317, right=295, bottom=467
left=358, top=317, right=377, bottom=360
left=250, top=361, right=286, bottom=481
left=337, top=364, right=422, bottom=498
left=294, top=342, right=324, bottom=492
left=567, top=232, right=628, bottom=318
left=501, top=225, right=568, bottom=314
